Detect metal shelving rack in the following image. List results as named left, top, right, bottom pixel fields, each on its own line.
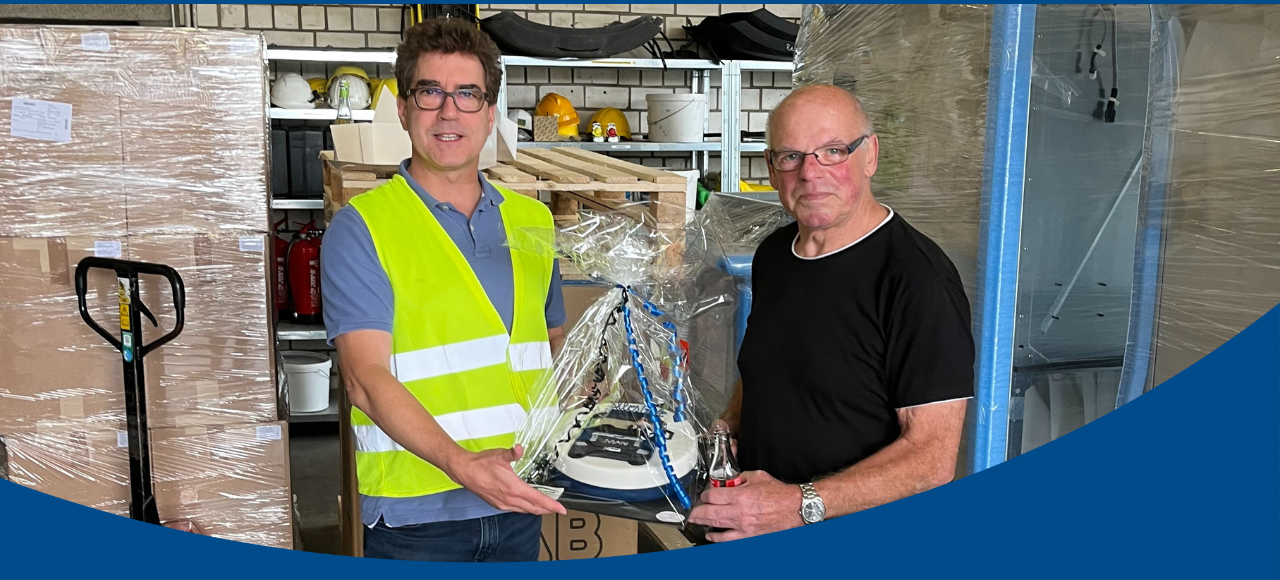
left=264, top=48, right=795, bottom=352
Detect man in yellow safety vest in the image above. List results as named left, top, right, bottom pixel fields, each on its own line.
left=321, top=18, right=567, bottom=562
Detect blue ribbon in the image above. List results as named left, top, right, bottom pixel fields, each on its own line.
left=618, top=285, right=692, bottom=510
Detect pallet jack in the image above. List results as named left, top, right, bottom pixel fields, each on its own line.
left=75, top=257, right=185, bottom=526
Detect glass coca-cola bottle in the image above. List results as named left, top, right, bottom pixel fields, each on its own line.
left=708, top=425, right=742, bottom=487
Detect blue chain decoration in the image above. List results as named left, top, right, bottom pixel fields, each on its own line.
left=618, top=285, right=692, bottom=510
left=631, top=292, right=688, bottom=423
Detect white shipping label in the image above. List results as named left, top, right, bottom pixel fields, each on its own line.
left=94, top=240, right=122, bottom=258
left=239, top=236, right=265, bottom=253
left=116, top=431, right=129, bottom=448
left=256, top=425, right=282, bottom=441
left=81, top=32, right=111, bottom=52
left=531, top=485, right=564, bottom=501
left=10, top=98, right=73, bottom=143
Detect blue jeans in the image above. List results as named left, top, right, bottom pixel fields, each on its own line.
left=363, top=513, right=542, bottom=562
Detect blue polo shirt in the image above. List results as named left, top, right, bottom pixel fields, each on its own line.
left=320, top=160, right=566, bottom=528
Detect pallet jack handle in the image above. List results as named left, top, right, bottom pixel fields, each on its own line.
left=73, top=257, right=186, bottom=525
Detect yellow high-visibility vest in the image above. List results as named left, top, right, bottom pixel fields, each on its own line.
left=347, top=175, right=554, bottom=497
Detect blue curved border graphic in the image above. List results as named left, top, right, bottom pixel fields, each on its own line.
left=2, top=306, right=1277, bottom=578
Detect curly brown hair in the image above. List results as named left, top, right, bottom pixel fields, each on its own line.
left=395, top=18, right=503, bottom=105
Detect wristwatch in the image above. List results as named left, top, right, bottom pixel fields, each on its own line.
left=798, top=482, right=826, bottom=525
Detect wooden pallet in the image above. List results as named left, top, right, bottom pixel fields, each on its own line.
left=321, top=148, right=690, bottom=227
left=483, top=148, right=689, bottom=225
left=321, top=152, right=396, bottom=224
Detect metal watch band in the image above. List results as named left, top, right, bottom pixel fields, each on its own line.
left=799, top=482, right=823, bottom=525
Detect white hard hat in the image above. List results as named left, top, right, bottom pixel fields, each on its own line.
left=328, top=74, right=371, bottom=110
left=271, top=73, right=316, bottom=109
left=507, top=108, right=533, bottom=130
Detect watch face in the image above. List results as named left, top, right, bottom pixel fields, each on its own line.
left=802, top=500, right=825, bottom=523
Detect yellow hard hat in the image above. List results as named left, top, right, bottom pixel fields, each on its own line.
left=536, top=93, right=580, bottom=138
left=306, top=77, right=328, bottom=94
left=328, top=66, right=370, bottom=90
left=738, top=180, right=776, bottom=192
left=370, top=78, right=399, bottom=109
left=589, top=108, right=631, bottom=140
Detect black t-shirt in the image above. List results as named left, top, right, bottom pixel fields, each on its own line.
left=736, top=210, right=974, bottom=484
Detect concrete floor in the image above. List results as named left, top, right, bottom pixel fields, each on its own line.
left=288, top=423, right=342, bottom=555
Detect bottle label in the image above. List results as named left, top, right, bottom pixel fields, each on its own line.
left=711, top=475, right=743, bottom=488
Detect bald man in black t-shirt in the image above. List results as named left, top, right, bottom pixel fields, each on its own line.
left=688, top=85, right=974, bottom=541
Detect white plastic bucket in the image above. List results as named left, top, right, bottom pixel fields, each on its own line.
left=283, top=351, right=331, bottom=413
left=646, top=93, right=707, bottom=143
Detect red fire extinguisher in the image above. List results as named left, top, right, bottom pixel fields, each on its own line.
left=287, top=221, right=323, bottom=325
left=272, top=218, right=290, bottom=320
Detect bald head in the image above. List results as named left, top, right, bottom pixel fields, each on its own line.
left=766, top=84, right=872, bottom=149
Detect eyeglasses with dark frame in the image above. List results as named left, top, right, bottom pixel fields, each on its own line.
left=766, top=135, right=871, bottom=172
left=406, top=86, right=489, bottom=113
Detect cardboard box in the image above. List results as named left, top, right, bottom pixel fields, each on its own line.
left=330, top=86, right=413, bottom=165
left=3, top=421, right=294, bottom=549
left=2, top=426, right=131, bottom=516
left=539, top=511, right=638, bottom=560
left=0, top=237, right=128, bottom=432
left=0, top=28, right=128, bottom=237
left=0, top=235, right=277, bottom=432
left=129, top=234, right=278, bottom=428
left=0, top=27, right=269, bottom=237
left=150, top=421, right=293, bottom=549
left=119, top=30, right=269, bottom=235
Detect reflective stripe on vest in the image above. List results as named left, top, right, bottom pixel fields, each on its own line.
left=352, top=403, right=529, bottom=452
left=388, top=335, right=552, bottom=383
left=347, top=176, right=556, bottom=498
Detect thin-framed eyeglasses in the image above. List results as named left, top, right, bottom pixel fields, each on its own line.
left=407, top=87, right=488, bottom=113
left=767, top=135, right=871, bottom=172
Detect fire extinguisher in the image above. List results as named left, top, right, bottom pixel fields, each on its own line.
left=272, top=218, right=290, bottom=320
left=286, top=221, right=323, bottom=325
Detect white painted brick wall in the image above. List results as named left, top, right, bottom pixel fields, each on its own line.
left=219, top=5, right=245, bottom=28
left=630, top=5, right=673, bottom=14
left=352, top=7, right=377, bottom=31
left=676, top=4, right=719, bottom=16
left=525, top=67, right=550, bottom=84
left=761, top=88, right=788, bottom=110
left=378, top=8, right=402, bottom=32
left=575, top=12, right=619, bottom=27
left=247, top=4, right=273, bottom=29
left=630, top=87, right=674, bottom=109
left=300, top=6, right=325, bottom=30
left=315, top=31, right=365, bottom=49
left=196, top=4, right=219, bottom=27
left=549, top=68, right=573, bottom=84
left=274, top=5, right=299, bottom=29
left=574, top=69, right=619, bottom=84
left=585, top=86, right=629, bottom=109
left=507, top=85, right=538, bottom=108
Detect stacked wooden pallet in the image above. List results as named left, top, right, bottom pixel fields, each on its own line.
left=484, top=148, right=689, bottom=226
left=320, top=152, right=396, bottom=224
left=322, top=148, right=692, bottom=229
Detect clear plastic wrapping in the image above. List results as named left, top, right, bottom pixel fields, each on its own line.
left=0, top=27, right=270, bottom=237
left=794, top=5, right=1280, bottom=466
left=796, top=5, right=991, bottom=296
left=1147, top=5, right=1280, bottom=384
left=3, top=421, right=293, bottom=548
left=0, top=25, right=285, bottom=547
left=512, top=209, right=738, bottom=524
